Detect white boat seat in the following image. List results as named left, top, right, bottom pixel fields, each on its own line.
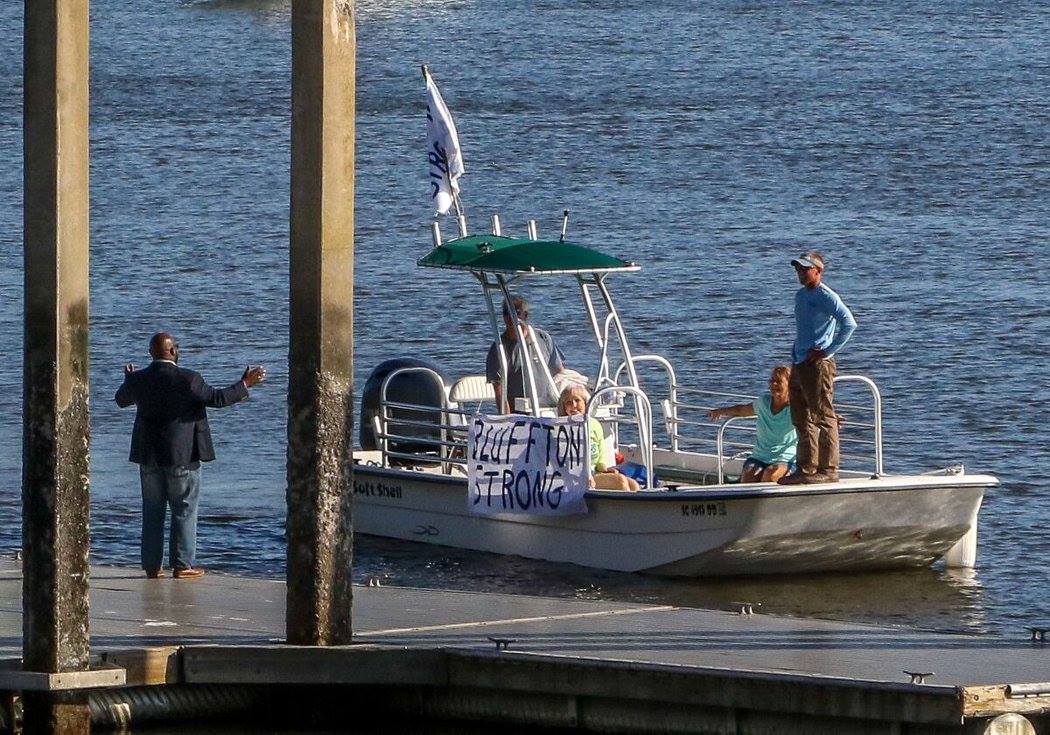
left=449, top=375, right=496, bottom=404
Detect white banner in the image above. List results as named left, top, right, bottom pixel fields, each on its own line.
left=467, top=415, right=590, bottom=516
left=425, top=70, right=465, bottom=216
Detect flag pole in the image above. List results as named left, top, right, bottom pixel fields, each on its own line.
left=423, top=64, right=468, bottom=236
left=453, top=195, right=467, bottom=237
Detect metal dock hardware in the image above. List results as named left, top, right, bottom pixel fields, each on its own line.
left=1006, top=682, right=1050, bottom=698
left=903, top=670, right=935, bottom=685
left=487, top=637, right=515, bottom=651
left=732, top=602, right=761, bottom=616
left=1025, top=626, right=1047, bottom=643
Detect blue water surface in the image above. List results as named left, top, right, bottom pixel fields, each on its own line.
left=0, top=0, right=1046, bottom=635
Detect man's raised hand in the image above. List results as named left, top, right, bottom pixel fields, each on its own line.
left=242, top=365, right=267, bottom=388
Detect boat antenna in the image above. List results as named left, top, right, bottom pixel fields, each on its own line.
left=559, top=209, right=569, bottom=243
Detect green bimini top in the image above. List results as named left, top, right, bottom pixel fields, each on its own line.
left=417, top=235, right=640, bottom=275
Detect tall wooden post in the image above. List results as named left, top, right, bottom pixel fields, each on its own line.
left=22, top=0, right=92, bottom=729
left=286, top=0, right=356, bottom=645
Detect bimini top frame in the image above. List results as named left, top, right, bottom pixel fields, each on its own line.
left=417, top=230, right=644, bottom=419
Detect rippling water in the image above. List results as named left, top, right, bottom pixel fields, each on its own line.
left=0, top=0, right=1046, bottom=636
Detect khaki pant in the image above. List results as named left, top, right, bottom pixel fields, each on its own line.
left=789, top=358, right=838, bottom=475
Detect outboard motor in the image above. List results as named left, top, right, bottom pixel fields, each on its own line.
left=360, top=358, right=450, bottom=463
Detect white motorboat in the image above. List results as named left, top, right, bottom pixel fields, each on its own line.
left=354, top=226, right=996, bottom=577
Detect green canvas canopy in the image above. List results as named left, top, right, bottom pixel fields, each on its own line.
left=418, top=235, right=639, bottom=275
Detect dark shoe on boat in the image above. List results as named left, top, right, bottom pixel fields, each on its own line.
left=777, top=472, right=811, bottom=486
left=145, top=568, right=164, bottom=579
left=804, top=472, right=840, bottom=484
left=173, top=567, right=206, bottom=579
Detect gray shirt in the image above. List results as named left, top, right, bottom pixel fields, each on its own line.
left=485, top=327, right=565, bottom=408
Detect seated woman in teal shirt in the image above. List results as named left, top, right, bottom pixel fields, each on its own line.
left=557, top=385, right=640, bottom=492
left=708, top=366, right=797, bottom=483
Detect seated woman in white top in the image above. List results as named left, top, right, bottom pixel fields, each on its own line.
left=557, top=385, right=640, bottom=492
left=708, top=366, right=797, bottom=483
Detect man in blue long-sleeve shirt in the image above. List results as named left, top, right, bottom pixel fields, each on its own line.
left=779, top=251, right=857, bottom=485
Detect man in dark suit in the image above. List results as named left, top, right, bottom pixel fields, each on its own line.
left=115, top=332, right=266, bottom=579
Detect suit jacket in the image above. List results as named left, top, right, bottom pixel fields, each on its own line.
left=115, top=361, right=248, bottom=467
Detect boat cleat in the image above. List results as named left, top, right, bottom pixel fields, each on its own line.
left=1026, top=626, right=1048, bottom=643
left=488, top=636, right=515, bottom=651
left=903, top=670, right=934, bottom=685
left=733, top=602, right=761, bottom=616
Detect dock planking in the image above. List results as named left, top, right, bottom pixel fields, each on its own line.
left=0, top=559, right=1047, bottom=731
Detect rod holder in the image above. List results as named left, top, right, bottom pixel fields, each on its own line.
left=431, top=221, right=442, bottom=248
left=491, top=214, right=502, bottom=236
left=527, top=219, right=538, bottom=240
left=559, top=209, right=569, bottom=242
left=457, top=214, right=468, bottom=237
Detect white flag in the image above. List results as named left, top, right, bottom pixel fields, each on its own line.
left=425, top=71, right=465, bottom=216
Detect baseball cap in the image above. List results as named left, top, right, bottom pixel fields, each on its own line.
left=791, top=251, right=825, bottom=270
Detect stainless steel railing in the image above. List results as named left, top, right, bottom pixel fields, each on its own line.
left=375, top=365, right=885, bottom=484
left=590, top=385, right=654, bottom=488
left=377, top=367, right=469, bottom=473
left=613, top=355, right=679, bottom=451
left=832, top=375, right=884, bottom=476
left=684, top=375, right=885, bottom=482
left=715, top=416, right=759, bottom=484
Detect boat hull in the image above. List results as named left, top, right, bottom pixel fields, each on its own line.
left=352, top=465, right=991, bottom=577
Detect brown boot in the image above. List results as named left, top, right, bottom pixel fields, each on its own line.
left=777, top=472, right=811, bottom=486
left=173, top=567, right=206, bottom=579
left=804, top=471, right=839, bottom=484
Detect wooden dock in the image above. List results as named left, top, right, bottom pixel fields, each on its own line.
left=0, top=559, right=1046, bottom=733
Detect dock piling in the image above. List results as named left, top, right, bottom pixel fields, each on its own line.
left=287, top=0, right=357, bottom=646
left=22, top=0, right=92, bottom=729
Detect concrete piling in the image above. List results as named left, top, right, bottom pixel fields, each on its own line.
left=286, top=0, right=356, bottom=646
left=21, top=0, right=92, bottom=729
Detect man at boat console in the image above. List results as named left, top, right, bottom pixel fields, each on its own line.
left=779, top=251, right=857, bottom=486
left=486, top=295, right=565, bottom=413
